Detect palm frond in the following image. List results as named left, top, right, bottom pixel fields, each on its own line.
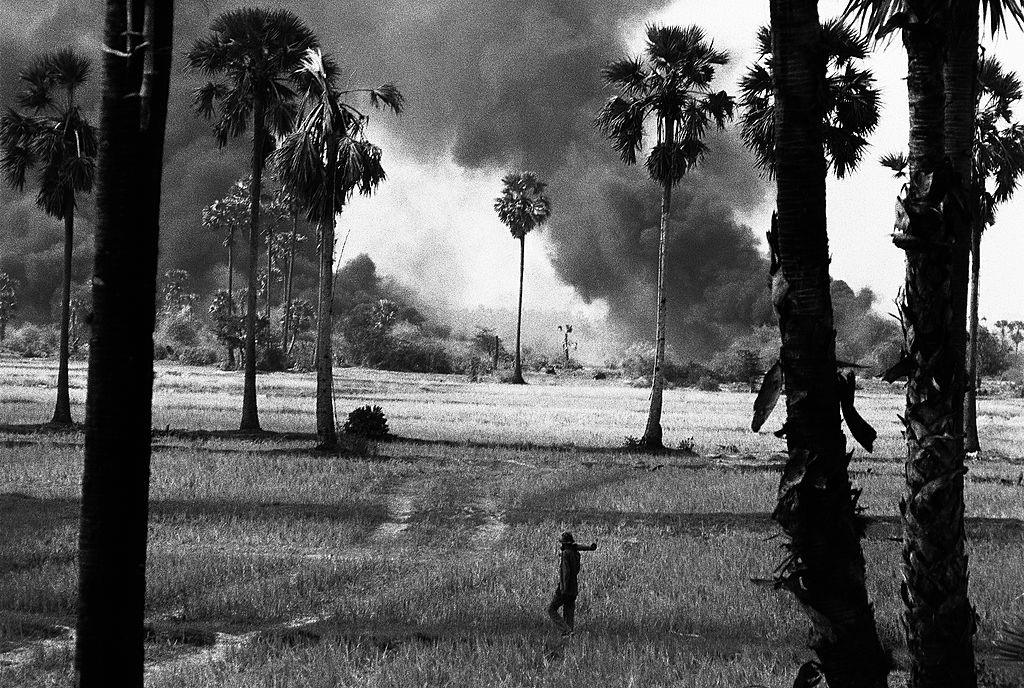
left=601, top=57, right=649, bottom=96
left=494, top=171, right=551, bottom=239
left=45, top=48, right=91, bottom=91
left=368, top=84, right=405, bottom=115
left=879, top=152, right=909, bottom=177
left=595, top=95, right=645, bottom=166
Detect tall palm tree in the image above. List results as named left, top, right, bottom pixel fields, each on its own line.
left=202, top=179, right=250, bottom=306
left=596, top=24, right=734, bottom=450
left=74, top=1, right=174, bottom=685
left=188, top=8, right=319, bottom=432
left=272, top=186, right=307, bottom=352
left=881, top=57, right=1024, bottom=452
left=845, top=1, right=1024, bottom=685
left=493, top=172, right=552, bottom=385
left=0, top=48, right=96, bottom=427
left=274, top=48, right=401, bottom=449
left=741, top=5, right=888, bottom=687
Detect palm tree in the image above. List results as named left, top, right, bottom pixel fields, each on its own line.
left=596, top=24, right=734, bottom=450
left=739, top=19, right=880, bottom=179
left=74, top=1, right=174, bottom=685
left=844, top=1, right=1024, bottom=684
left=188, top=8, right=319, bottom=432
left=493, top=172, right=552, bottom=385
left=882, top=57, right=1024, bottom=452
left=202, top=181, right=250, bottom=318
left=741, top=5, right=888, bottom=687
left=0, top=48, right=96, bottom=427
left=274, top=48, right=401, bottom=449
left=273, top=186, right=307, bottom=353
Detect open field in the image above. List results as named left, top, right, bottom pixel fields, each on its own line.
left=2, top=358, right=1024, bottom=687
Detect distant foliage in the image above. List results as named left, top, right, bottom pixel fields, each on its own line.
left=978, top=326, right=1014, bottom=377
left=6, top=323, right=58, bottom=357
left=343, top=405, right=390, bottom=439
left=620, top=344, right=715, bottom=388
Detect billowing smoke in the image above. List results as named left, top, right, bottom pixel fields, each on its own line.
left=0, top=0, right=777, bottom=356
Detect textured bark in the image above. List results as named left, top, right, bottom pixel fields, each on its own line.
left=769, top=2, right=888, bottom=686
left=641, top=117, right=674, bottom=451
left=240, top=100, right=265, bottom=431
left=266, top=223, right=273, bottom=323
left=898, top=2, right=977, bottom=686
left=965, top=222, right=981, bottom=453
left=315, top=141, right=338, bottom=449
left=74, top=1, right=173, bottom=685
left=52, top=210, right=74, bottom=426
left=510, top=235, right=526, bottom=384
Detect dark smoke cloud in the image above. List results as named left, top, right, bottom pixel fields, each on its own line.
left=0, top=0, right=777, bottom=356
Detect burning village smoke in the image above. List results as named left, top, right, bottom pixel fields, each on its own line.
left=0, top=0, right=789, bottom=356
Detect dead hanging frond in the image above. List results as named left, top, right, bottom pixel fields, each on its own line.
left=751, top=360, right=783, bottom=432
left=838, top=371, right=877, bottom=452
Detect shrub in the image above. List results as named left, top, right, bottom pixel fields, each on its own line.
left=177, top=346, right=219, bottom=366
left=709, top=326, right=780, bottom=382
left=6, top=323, right=59, bottom=358
left=257, top=344, right=288, bottom=372
left=697, top=376, right=721, bottom=392
left=343, top=405, right=390, bottom=439
left=620, top=344, right=715, bottom=388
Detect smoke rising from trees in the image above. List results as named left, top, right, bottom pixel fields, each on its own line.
left=0, top=1, right=892, bottom=360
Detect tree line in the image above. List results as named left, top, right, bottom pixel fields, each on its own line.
left=3, top=1, right=1023, bottom=687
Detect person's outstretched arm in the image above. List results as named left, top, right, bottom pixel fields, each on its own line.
left=575, top=542, right=598, bottom=551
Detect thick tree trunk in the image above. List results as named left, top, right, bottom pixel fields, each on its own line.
left=52, top=210, right=74, bottom=426
left=240, top=101, right=264, bottom=431
left=898, top=3, right=977, bottom=686
left=510, top=235, right=526, bottom=384
left=74, top=1, right=173, bottom=686
left=641, top=166, right=672, bottom=451
left=315, top=143, right=338, bottom=449
left=965, top=222, right=981, bottom=453
left=769, top=3, right=889, bottom=687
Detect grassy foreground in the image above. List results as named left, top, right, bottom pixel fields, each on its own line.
left=2, top=359, right=1024, bottom=687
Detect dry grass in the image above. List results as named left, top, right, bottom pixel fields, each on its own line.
left=2, top=358, right=1024, bottom=687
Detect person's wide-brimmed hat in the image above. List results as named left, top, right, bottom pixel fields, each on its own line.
left=559, top=531, right=575, bottom=543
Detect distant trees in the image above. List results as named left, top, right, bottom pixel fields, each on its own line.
left=597, top=24, right=734, bottom=450
left=493, top=172, right=552, bottom=385
left=0, top=272, right=17, bottom=341
left=202, top=180, right=250, bottom=313
left=74, top=0, right=175, bottom=685
left=188, top=7, right=320, bottom=433
left=274, top=48, right=401, bottom=449
left=0, top=48, right=97, bottom=426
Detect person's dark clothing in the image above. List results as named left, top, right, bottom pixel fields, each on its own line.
left=548, top=542, right=596, bottom=634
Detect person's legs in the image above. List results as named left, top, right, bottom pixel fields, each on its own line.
left=563, top=595, right=576, bottom=631
left=547, top=591, right=570, bottom=633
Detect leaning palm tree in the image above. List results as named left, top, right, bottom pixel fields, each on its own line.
left=74, top=1, right=174, bottom=685
left=274, top=48, right=401, bottom=449
left=493, top=172, right=552, bottom=385
left=187, top=8, right=319, bottom=432
left=739, top=10, right=888, bottom=688
left=0, top=48, right=96, bottom=427
left=596, top=24, right=734, bottom=450
left=844, top=1, right=1024, bottom=685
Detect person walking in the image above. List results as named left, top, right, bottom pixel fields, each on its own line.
left=547, top=531, right=597, bottom=636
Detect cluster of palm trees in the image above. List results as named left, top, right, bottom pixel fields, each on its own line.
left=187, top=8, right=401, bottom=447
left=20, top=1, right=1024, bottom=686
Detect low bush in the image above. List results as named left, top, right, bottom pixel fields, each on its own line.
left=342, top=405, right=390, bottom=439
left=6, top=323, right=59, bottom=358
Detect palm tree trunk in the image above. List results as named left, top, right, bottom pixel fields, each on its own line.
left=641, top=172, right=671, bottom=450
left=52, top=208, right=74, bottom=426
left=226, top=233, right=235, bottom=369
left=965, top=221, right=982, bottom=453
left=240, top=101, right=264, bottom=431
left=315, top=142, right=338, bottom=449
left=75, top=1, right=173, bottom=685
left=282, top=213, right=297, bottom=352
left=769, top=2, right=889, bottom=687
left=899, top=3, right=977, bottom=686
left=511, top=235, right=526, bottom=384
left=265, top=224, right=273, bottom=325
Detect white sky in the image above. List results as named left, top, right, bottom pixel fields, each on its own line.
left=341, top=0, right=1024, bottom=326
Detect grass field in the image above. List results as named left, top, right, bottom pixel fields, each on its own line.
left=2, top=358, right=1023, bottom=687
